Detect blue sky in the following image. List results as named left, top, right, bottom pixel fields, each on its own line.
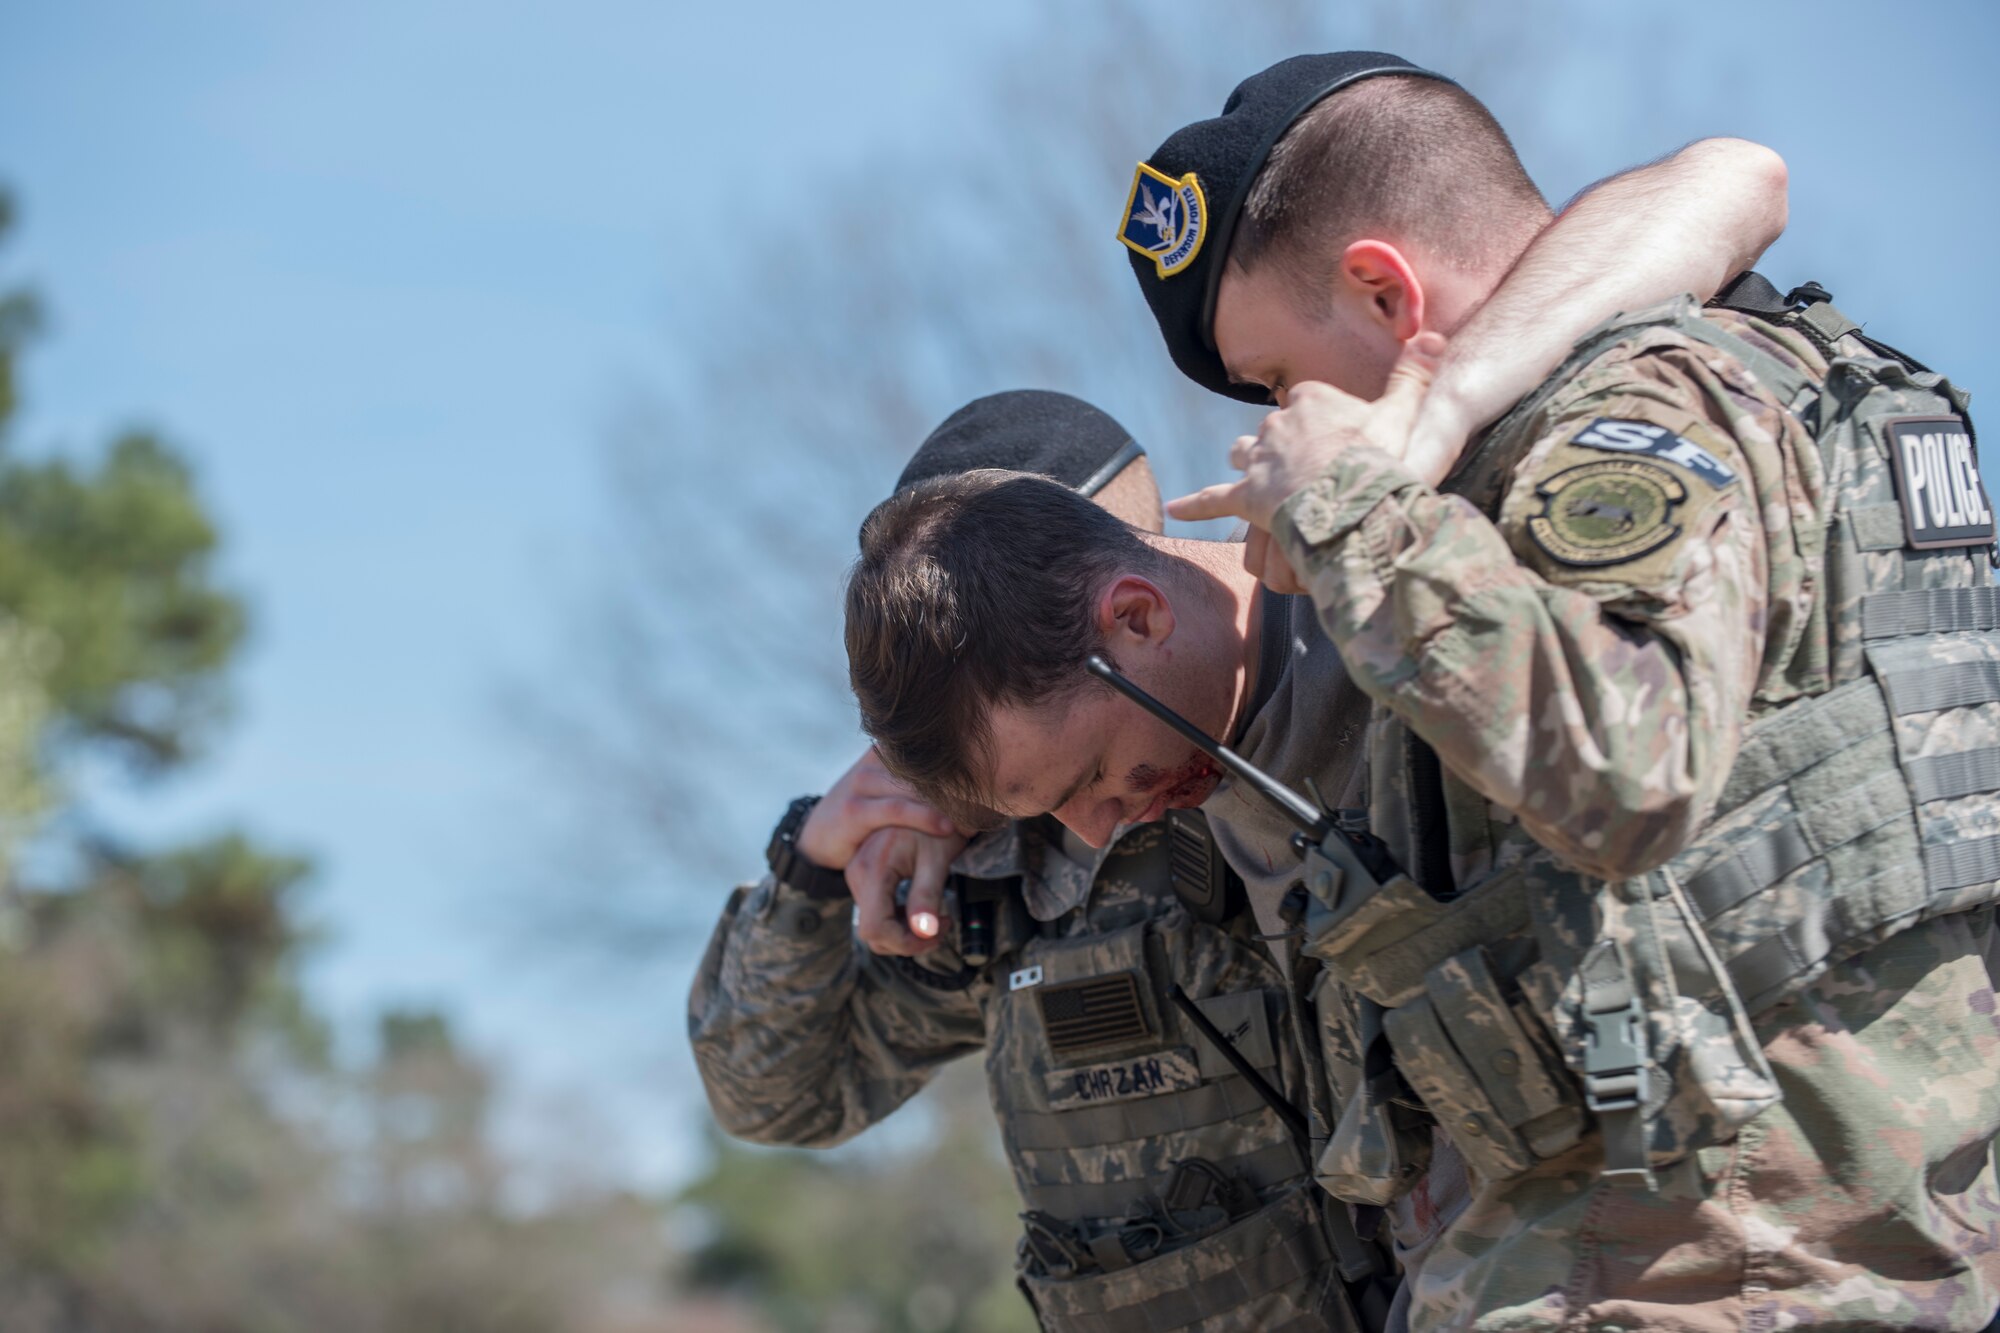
left=2, top=0, right=1995, bottom=1183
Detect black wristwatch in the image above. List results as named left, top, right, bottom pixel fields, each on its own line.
left=765, top=796, right=852, bottom=900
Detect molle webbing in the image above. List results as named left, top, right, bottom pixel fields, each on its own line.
left=1876, top=660, right=2000, bottom=716
left=1670, top=582, right=2000, bottom=1008
left=1865, top=586, right=2000, bottom=639
left=1907, top=749, right=2000, bottom=805
left=1669, top=679, right=1923, bottom=1009
left=1008, top=1070, right=1280, bottom=1151
left=1023, top=1190, right=1332, bottom=1331
left=1017, top=1137, right=1303, bottom=1221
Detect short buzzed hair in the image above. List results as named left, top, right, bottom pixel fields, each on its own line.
left=844, top=469, right=1162, bottom=822
left=1233, top=74, right=1549, bottom=303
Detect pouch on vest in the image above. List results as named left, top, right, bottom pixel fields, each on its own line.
left=1017, top=1181, right=1363, bottom=1333
left=1313, top=981, right=1432, bottom=1206
left=1378, top=945, right=1586, bottom=1183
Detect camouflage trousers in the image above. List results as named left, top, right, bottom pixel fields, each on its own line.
left=1407, top=907, right=2000, bottom=1332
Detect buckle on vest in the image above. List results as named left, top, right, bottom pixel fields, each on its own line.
left=1581, top=993, right=1648, bottom=1114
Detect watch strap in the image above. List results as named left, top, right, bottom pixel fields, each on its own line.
left=766, top=796, right=851, bottom=900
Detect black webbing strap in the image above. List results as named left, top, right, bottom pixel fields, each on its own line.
left=1709, top=272, right=1934, bottom=372
left=1708, top=270, right=1795, bottom=317
left=1168, top=985, right=1308, bottom=1143
left=1406, top=737, right=1457, bottom=900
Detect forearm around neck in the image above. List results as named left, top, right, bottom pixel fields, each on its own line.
left=1406, top=137, right=1788, bottom=483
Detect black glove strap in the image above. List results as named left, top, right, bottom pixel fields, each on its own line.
left=765, top=796, right=852, bottom=901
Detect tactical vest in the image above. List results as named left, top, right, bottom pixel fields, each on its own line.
left=948, top=811, right=1390, bottom=1332
left=1295, top=281, right=1999, bottom=1198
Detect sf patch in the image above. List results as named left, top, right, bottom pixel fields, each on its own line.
left=1528, top=458, right=1687, bottom=567
left=1886, top=415, right=1994, bottom=549
left=1569, top=417, right=1737, bottom=488
left=1117, top=162, right=1207, bottom=279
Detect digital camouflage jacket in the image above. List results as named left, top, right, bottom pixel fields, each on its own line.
left=690, top=812, right=1390, bottom=1332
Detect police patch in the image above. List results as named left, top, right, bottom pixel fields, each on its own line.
left=1528, top=459, right=1686, bottom=567
left=1886, top=415, right=1994, bottom=549
left=1569, top=417, right=1737, bottom=488
left=1117, top=162, right=1207, bottom=279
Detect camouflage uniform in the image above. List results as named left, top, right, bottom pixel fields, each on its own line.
left=690, top=812, right=1386, bottom=1331
left=1269, top=295, right=2000, bottom=1330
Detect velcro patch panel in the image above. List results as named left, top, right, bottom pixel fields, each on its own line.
left=1038, top=972, right=1153, bottom=1054
left=1886, top=416, right=1994, bottom=549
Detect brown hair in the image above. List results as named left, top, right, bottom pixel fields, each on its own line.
left=1232, top=74, right=1549, bottom=307
left=844, top=469, right=1161, bottom=821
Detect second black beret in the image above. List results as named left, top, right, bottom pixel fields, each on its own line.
left=896, top=390, right=1144, bottom=497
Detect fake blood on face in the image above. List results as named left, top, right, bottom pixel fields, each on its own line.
left=1131, top=752, right=1223, bottom=824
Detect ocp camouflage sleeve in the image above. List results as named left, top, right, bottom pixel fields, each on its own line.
left=687, top=874, right=986, bottom=1147
left=1271, top=329, right=1817, bottom=881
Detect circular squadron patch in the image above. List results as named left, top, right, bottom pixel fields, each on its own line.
left=1527, top=458, right=1687, bottom=567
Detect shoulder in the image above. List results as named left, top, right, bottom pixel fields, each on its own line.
left=1497, top=309, right=1816, bottom=599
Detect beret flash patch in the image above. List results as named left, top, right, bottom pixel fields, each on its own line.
left=1117, top=162, right=1207, bottom=279
left=1528, top=458, right=1687, bottom=567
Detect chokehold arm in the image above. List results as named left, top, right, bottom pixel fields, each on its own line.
left=1403, top=137, right=1788, bottom=484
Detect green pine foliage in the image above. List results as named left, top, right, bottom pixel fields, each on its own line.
left=0, top=191, right=682, bottom=1332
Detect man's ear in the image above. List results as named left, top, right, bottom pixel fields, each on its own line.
left=1094, top=575, right=1176, bottom=651
left=1339, top=239, right=1425, bottom=341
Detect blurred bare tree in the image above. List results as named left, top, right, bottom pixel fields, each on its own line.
left=511, top=0, right=1591, bottom=953
left=482, top=5, right=1726, bottom=1330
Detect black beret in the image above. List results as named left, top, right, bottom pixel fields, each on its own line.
left=896, top=390, right=1144, bottom=497
left=1119, top=52, right=1452, bottom=402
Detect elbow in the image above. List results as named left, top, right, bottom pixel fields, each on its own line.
left=1690, top=137, right=1790, bottom=269
left=1550, top=798, right=1702, bottom=884
left=695, top=1067, right=851, bottom=1149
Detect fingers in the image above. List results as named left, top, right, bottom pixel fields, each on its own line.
left=1263, top=545, right=1306, bottom=595
left=1374, top=331, right=1446, bottom=442
left=799, top=753, right=957, bottom=866
left=1228, top=433, right=1257, bottom=470
left=1244, top=527, right=1306, bottom=594
left=1243, top=526, right=1271, bottom=581
left=848, top=832, right=928, bottom=956
left=851, top=760, right=955, bottom=834
left=862, top=795, right=958, bottom=838
left=903, top=834, right=957, bottom=942
left=1168, top=481, right=1249, bottom=523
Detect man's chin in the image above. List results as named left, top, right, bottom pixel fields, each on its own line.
left=1132, top=770, right=1223, bottom=827
left=1167, top=768, right=1223, bottom=811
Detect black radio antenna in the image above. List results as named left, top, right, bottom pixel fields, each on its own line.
left=1084, top=654, right=1333, bottom=843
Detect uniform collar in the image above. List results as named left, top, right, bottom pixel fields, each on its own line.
left=951, top=817, right=1119, bottom=921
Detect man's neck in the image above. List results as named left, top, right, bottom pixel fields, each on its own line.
left=1146, top=535, right=1267, bottom=744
